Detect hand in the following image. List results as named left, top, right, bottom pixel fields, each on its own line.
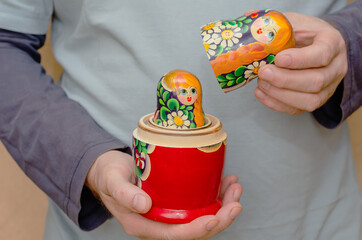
left=86, top=150, right=243, bottom=240
left=255, top=12, right=348, bottom=114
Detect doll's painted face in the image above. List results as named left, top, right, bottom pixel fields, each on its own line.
left=251, top=16, right=280, bottom=43
left=177, top=86, right=198, bottom=106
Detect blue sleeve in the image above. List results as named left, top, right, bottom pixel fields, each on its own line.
left=313, top=0, right=362, bottom=129
left=0, top=29, right=130, bottom=231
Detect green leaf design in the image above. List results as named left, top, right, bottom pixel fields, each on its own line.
left=136, top=167, right=142, bottom=178
left=162, top=91, right=170, bottom=103
left=237, top=22, right=243, bottom=28
left=236, top=77, right=246, bottom=84
left=215, top=45, right=224, bottom=56
left=267, top=54, right=275, bottom=64
left=220, top=82, right=227, bottom=88
left=241, top=25, right=249, bottom=33
left=190, top=123, right=196, bottom=128
left=228, top=21, right=236, bottom=26
left=141, top=146, right=148, bottom=154
left=186, top=106, right=193, bottom=111
left=160, top=87, right=164, bottom=96
left=227, top=80, right=236, bottom=86
left=159, top=98, right=165, bottom=106
left=134, top=138, right=139, bottom=146
left=188, top=112, right=195, bottom=121
left=156, top=119, right=162, bottom=125
left=234, top=66, right=247, bottom=77
left=226, top=73, right=236, bottom=80
left=140, top=141, right=146, bottom=147
left=167, top=98, right=179, bottom=111
left=180, top=105, right=186, bottom=110
left=160, top=106, right=170, bottom=121
left=157, top=91, right=160, bottom=98
left=237, top=16, right=246, bottom=21
left=217, top=75, right=228, bottom=82
left=243, top=18, right=252, bottom=24
left=183, top=110, right=189, bottom=117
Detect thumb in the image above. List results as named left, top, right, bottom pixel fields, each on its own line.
left=104, top=168, right=152, bottom=214
left=112, top=180, right=152, bottom=213
left=88, top=150, right=152, bottom=214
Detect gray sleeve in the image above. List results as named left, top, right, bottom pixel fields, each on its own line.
left=313, top=0, right=362, bottom=128
left=0, top=29, right=130, bottom=230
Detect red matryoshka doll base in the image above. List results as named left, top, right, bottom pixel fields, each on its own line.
left=132, top=70, right=227, bottom=224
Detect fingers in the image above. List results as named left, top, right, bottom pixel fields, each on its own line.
left=122, top=201, right=242, bottom=240
left=254, top=86, right=304, bottom=115
left=255, top=76, right=339, bottom=113
left=258, top=64, right=337, bottom=94
left=212, top=202, right=242, bottom=235
left=220, top=175, right=243, bottom=205
left=275, top=33, right=339, bottom=70
left=120, top=174, right=242, bottom=240
left=122, top=213, right=219, bottom=240
left=256, top=32, right=347, bottom=114
left=102, top=169, right=152, bottom=214
left=278, top=12, right=346, bottom=70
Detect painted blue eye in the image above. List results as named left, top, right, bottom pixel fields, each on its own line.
left=263, top=18, right=270, bottom=24
left=180, top=89, right=187, bottom=95
left=267, top=31, right=275, bottom=39
left=191, top=88, right=197, bottom=95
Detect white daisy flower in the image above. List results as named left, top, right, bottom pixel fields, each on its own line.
left=213, top=24, right=243, bottom=49
left=201, top=21, right=223, bottom=43
left=244, top=60, right=267, bottom=81
left=203, top=38, right=217, bottom=60
left=164, top=111, right=191, bottom=129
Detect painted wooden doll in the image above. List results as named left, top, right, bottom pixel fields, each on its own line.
left=132, top=70, right=227, bottom=223
left=153, top=69, right=205, bottom=128
left=201, top=9, right=295, bottom=92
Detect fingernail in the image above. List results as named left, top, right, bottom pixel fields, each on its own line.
left=132, top=194, right=147, bottom=212
left=259, top=67, right=273, bottom=82
left=278, top=54, right=292, bottom=67
left=230, top=207, right=241, bottom=220
left=206, top=219, right=219, bottom=231
left=259, top=80, right=270, bottom=91
left=233, top=188, right=241, bottom=202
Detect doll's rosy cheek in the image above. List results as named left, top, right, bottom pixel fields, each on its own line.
left=257, top=35, right=269, bottom=44
left=253, top=18, right=263, bottom=28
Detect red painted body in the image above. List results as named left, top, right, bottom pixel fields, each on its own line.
left=140, top=143, right=225, bottom=224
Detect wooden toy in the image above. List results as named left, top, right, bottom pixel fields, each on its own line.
left=132, top=70, right=227, bottom=223
left=201, top=9, right=295, bottom=92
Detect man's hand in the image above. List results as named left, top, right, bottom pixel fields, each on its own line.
left=255, top=12, right=347, bottom=114
left=86, top=150, right=243, bottom=240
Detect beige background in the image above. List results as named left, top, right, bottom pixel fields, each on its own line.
left=1, top=5, right=361, bottom=239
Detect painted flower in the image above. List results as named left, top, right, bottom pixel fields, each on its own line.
left=163, top=110, right=190, bottom=129
left=203, top=37, right=217, bottom=60
left=201, top=21, right=223, bottom=42
left=212, top=24, right=243, bottom=49
left=244, top=60, right=267, bottom=81
left=134, top=148, right=146, bottom=177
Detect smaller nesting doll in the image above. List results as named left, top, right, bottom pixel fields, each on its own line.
left=153, top=69, right=205, bottom=129
left=201, top=9, right=295, bottom=93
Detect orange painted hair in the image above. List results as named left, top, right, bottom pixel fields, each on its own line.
left=163, top=70, right=204, bottom=127
left=211, top=11, right=295, bottom=77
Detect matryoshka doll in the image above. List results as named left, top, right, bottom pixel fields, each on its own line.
left=201, top=9, right=295, bottom=92
left=132, top=69, right=227, bottom=224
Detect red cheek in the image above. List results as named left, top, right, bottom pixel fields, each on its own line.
left=257, top=28, right=263, bottom=34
